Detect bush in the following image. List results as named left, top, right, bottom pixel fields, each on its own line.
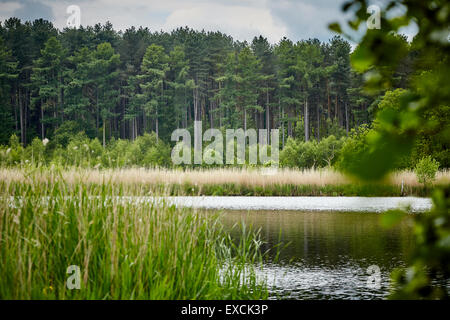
left=415, top=156, right=440, bottom=186
left=0, top=132, right=174, bottom=169
left=280, top=135, right=344, bottom=169
left=335, top=124, right=371, bottom=174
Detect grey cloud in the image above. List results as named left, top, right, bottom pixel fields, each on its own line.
left=5, top=0, right=54, bottom=22
left=268, top=0, right=347, bottom=42
left=1, top=0, right=351, bottom=42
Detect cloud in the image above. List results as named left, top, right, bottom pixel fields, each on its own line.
left=0, top=0, right=355, bottom=43
left=268, top=0, right=349, bottom=42
left=0, top=1, right=22, bottom=22
left=163, top=3, right=288, bottom=43
left=40, top=0, right=167, bottom=31
left=0, top=0, right=54, bottom=22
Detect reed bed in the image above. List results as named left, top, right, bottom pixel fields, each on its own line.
left=1, top=167, right=350, bottom=186
left=0, top=175, right=268, bottom=299
left=0, top=167, right=448, bottom=196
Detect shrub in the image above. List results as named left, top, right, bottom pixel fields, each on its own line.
left=280, top=135, right=344, bottom=169
left=335, top=124, right=371, bottom=174
left=415, top=156, right=440, bottom=186
left=279, top=138, right=301, bottom=168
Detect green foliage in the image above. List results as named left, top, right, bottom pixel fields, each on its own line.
left=0, top=19, right=383, bottom=155
left=31, top=36, right=65, bottom=137
left=331, top=0, right=449, bottom=180
left=412, top=104, right=450, bottom=168
left=138, top=44, right=169, bottom=138
left=0, top=35, right=18, bottom=144
left=324, top=118, right=347, bottom=140
left=335, top=124, right=371, bottom=175
left=414, top=156, right=440, bottom=186
left=0, top=133, right=173, bottom=169
left=51, top=120, right=92, bottom=147
left=280, top=135, right=344, bottom=169
left=0, top=131, right=354, bottom=172
left=332, top=0, right=450, bottom=299
left=0, top=134, right=22, bottom=165
left=389, top=187, right=450, bottom=299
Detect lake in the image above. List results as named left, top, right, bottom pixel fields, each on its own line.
left=156, top=196, right=426, bottom=300
left=125, top=196, right=427, bottom=299
left=219, top=210, right=415, bottom=300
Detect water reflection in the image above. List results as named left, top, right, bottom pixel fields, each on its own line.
left=219, top=210, right=415, bottom=300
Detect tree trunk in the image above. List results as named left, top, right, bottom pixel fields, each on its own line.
left=143, top=112, right=147, bottom=133
left=96, top=88, right=99, bottom=132
left=103, top=119, right=106, bottom=148
left=193, top=88, right=197, bottom=122
left=19, top=87, right=24, bottom=145
left=316, top=102, right=320, bottom=140
left=345, top=102, right=349, bottom=135
left=41, top=103, right=44, bottom=139
left=304, top=98, right=309, bottom=142
left=210, top=101, right=213, bottom=128
left=327, top=79, right=331, bottom=119
left=13, top=87, right=18, bottom=131
left=266, top=85, right=270, bottom=144
left=155, top=107, right=159, bottom=139
left=335, top=94, right=338, bottom=121
left=279, top=98, right=284, bottom=148
left=287, top=107, right=292, bottom=138
left=244, top=107, right=247, bottom=131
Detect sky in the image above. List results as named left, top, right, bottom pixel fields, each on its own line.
left=0, top=0, right=418, bottom=45
left=0, top=0, right=357, bottom=43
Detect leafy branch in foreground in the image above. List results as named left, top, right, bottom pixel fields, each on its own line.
left=331, top=0, right=449, bottom=299
left=388, top=188, right=449, bottom=299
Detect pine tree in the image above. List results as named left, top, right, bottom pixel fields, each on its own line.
left=295, top=39, right=324, bottom=141
left=92, top=42, right=120, bottom=147
left=138, top=44, right=169, bottom=139
left=0, top=35, right=18, bottom=143
left=31, top=36, right=65, bottom=139
left=329, top=36, right=351, bottom=128
left=274, top=38, right=300, bottom=140
left=167, top=45, right=192, bottom=129
left=252, top=36, right=276, bottom=139
left=64, top=47, right=95, bottom=136
left=236, top=45, right=263, bottom=131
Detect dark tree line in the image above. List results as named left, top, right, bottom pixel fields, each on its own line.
left=1, top=18, right=404, bottom=147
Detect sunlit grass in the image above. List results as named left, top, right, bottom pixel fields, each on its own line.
left=1, top=167, right=448, bottom=197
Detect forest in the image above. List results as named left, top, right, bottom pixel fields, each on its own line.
left=0, top=17, right=447, bottom=170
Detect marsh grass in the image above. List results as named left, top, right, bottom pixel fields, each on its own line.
left=1, top=167, right=448, bottom=197
left=0, top=171, right=268, bottom=299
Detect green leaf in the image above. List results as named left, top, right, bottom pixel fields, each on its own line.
left=351, top=45, right=374, bottom=72
left=328, top=23, right=342, bottom=34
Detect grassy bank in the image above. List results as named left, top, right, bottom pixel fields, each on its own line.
left=0, top=175, right=268, bottom=299
left=1, top=167, right=449, bottom=197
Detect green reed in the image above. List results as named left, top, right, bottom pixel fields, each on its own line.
left=0, top=171, right=268, bottom=299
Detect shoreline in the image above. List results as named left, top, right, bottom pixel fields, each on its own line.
left=135, top=196, right=433, bottom=212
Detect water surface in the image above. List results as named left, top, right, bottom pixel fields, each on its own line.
left=219, top=210, right=415, bottom=299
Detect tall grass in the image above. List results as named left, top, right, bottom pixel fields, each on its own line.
left=1, top=167, right=448, bottom=196
left=0, top=171, right=268, bottom=299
